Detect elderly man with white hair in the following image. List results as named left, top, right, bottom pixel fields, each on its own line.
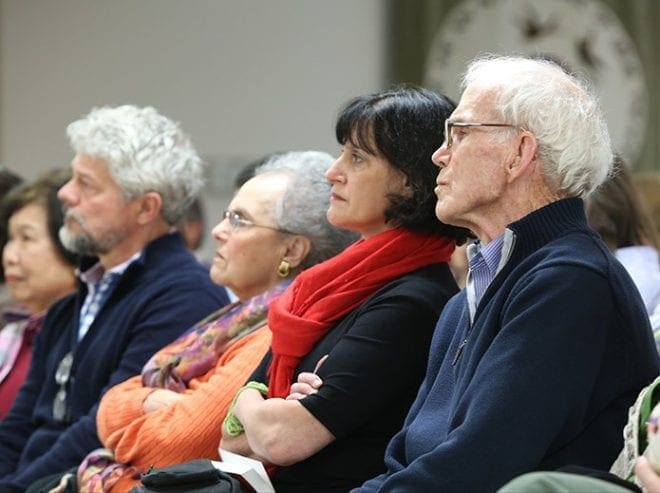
left=356, top=55, right=660, bottom=492
left=0, top=105, right=229, bottom=493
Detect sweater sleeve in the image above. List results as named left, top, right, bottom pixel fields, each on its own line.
left=96, top=375, right=154, bottom=439
left=357, top=265, right=622, bottom=492
left=99, top=327, right=271, bottom=471
left=0, top=409, right=103, bottom=491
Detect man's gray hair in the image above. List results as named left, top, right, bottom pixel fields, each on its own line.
left=256, top=151, right=358, bottom=268
left=463, top=55, right=613, bottom=197
left=67, top=105, right=204, bottom=224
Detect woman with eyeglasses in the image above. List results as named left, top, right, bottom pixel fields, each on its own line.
left=30, top=151, right=357, bottom=493
left=219, top=87, right=472, bottom=492
left=0, top=168, right=77, bottom=421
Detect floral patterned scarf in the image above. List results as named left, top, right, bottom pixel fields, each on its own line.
left=142, top=281, right=290, bottom=391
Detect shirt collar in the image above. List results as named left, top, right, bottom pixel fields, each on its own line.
left=78, top=250, right=143, bottom=286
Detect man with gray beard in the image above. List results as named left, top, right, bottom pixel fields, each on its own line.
left=0, top=105, right=229, bottom=493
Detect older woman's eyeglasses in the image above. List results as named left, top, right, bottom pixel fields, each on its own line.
left=443, top=120, right=524, bottom=149
left=222, top=210, right=294, bottom=235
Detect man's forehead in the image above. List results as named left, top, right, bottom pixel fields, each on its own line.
left=452, top=84, right=498, bottom=121
left=72, top=154, right=108, bottom=174
left=70, top=154, right=119, bottom=187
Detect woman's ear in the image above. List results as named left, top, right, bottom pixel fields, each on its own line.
left=283, top=235, right=312, bottom=270
left=393, top=169, right=413, bottom=197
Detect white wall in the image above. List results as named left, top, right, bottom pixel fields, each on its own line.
left=0, top=0, right=387, bottom=259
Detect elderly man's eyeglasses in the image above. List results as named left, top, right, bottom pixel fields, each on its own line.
left=222, top=210, right=294, bottom=235
left=53, top=351, right=73, bottom=422
left=443, top=121, right=524, bottom=149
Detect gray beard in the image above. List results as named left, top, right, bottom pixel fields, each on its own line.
left=59, top=225, right=115, bottom=257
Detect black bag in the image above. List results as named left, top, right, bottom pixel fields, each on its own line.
left=129, top=459, right=243, bottom=493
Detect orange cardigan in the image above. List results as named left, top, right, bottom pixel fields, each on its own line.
left=96, top=326, right=272, bottom=493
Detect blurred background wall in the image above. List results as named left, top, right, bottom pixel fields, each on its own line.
left=0, top=0, right=388, bottom=259
left=1, top=0, right=657, bottom=259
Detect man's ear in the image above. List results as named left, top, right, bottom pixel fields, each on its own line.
left=508, top=131, right=538, bottom=180
left=282, top=235, right=312, bottom=270
left=135, top=191, right=163, bottom=225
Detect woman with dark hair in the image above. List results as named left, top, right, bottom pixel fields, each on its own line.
left=0, top=168, right=76, bottom=420
left=221, top=87, right=471, bottom=492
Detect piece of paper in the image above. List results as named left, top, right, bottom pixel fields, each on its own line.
left=214, top=448, right=275, bottom=493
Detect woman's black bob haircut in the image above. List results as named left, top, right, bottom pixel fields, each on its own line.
left=335, top=86, right=472, bottom=244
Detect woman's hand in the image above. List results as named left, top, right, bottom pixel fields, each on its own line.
left=636, top=456, right=660, bottom=493
left=286, top=354, right=327, bottom=400
left=287, top=372, right=323, bottom=400
left=142, top=389, right=183, bottom=413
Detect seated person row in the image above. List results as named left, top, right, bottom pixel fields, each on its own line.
left=0, top=168, right=77, bottom=420
left=55, top=151, right=357, bottom=492
left=220, top=87, right=470, bottom=492
left=0, top=105, right=230, bottom=493
left=36, top=87, right=469, bottom=493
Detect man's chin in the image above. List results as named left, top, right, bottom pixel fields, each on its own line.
left=435, top=204, right=450, bottom=223
left=59, top=228, right=97, bottom=256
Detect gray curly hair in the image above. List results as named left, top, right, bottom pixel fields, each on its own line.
left=256, top=151, right=358, bottom=268
left=67, top=105, right=204, bottom=224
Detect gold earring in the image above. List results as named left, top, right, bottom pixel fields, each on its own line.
left=277, top=260, right=291, bottom=278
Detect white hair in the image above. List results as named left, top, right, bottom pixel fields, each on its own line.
left=66, top=105, right=204, bottom=224
left=463, top=55, right=613, bottom=197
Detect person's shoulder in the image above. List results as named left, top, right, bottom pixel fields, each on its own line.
left=529, top=229, right=612, bottom=274
left=139, top=234, right=216, bottom=282
left=516, top=230, right=645, bottom=309
left=387, top=262, right=456, bottom=289
left=121, top=238, right=228, bottom=304
left=41, top=290, right=77, bottom=326
left=33, top=291, right=78, bottom=347
left=370, top=263, right=458, bottom=306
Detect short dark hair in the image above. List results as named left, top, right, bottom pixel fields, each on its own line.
left=233, top=153, right=283, bottom=191
left=2, top=167, right=77, bottom=268
left=0, top=168, right=23, bottom=199
left=335, top=86, right=472, bottom=244
left=0, top=168, right=23, bottom=282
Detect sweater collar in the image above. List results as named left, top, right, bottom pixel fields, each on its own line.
left=505, top=197, right=588, bottom=259
left=77, top=231, right=186, bottom=273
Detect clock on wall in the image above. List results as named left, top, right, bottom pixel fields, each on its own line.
left=424, top=0, right=649, bottom=167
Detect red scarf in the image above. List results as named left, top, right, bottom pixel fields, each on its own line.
left=267, top=227, right=455, bottom=398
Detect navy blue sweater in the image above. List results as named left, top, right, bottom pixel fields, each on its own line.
left=0, top=232, right=229, bottom=491
left=358, top=198, right=660, bottom=492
